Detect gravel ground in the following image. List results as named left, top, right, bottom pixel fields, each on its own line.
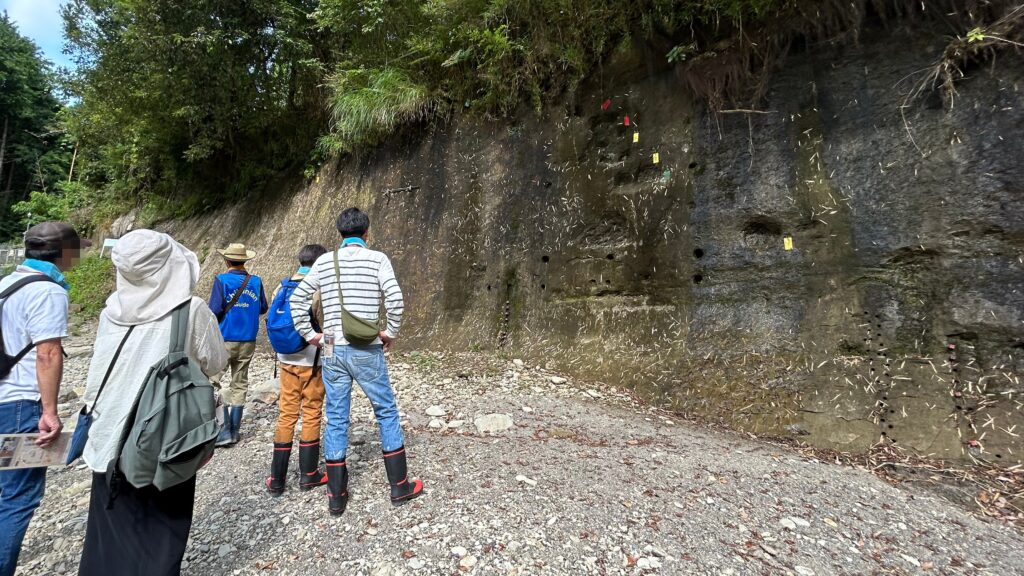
left=15, top=332, right=1024, bottom=576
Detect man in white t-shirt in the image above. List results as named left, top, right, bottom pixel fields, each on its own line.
left=0, top=221, right=90, bottom=576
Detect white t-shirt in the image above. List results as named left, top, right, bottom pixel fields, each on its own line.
left=0, top=268, right=69, bottom=404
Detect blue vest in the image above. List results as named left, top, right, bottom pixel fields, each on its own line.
left=217, top=273, right=263, bottom=342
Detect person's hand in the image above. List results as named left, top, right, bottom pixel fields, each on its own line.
left=379, top=331, right=394, bottom=353
left=36, top=412, right=63, bottom=448
left=309, top=333, right=323, bottom=347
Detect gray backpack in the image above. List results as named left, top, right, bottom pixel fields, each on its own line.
left=114, top=302, right=218, bottom=491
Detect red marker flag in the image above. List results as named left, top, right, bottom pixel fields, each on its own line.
left=624, top=115, right=630, bottom=126
left=601, top=99, right=611, bottom=110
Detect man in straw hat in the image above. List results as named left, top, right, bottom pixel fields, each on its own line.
left=208, top=242, right=268, bottom=446
left=0, top=221, right=90, bottom=576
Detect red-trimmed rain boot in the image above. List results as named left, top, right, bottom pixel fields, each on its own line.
left=265, top=442, right=290, bottom=496
left=298, top=440, right=328, bottom=491
left=326, top=459, right=348, bottom=516
left=382, top=446, right=424, bottom=506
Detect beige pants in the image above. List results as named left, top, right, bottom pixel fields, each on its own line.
left=212, top=341, right=256, bottom=405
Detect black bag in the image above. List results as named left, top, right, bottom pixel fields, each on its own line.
left=66, top=326, right=135, bottom=464
left=0, top=275, right=58, bottom=380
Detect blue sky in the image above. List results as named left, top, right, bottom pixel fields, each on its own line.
left=1, top=0, right=74, bottom=69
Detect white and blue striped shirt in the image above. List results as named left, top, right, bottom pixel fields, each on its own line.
left=288, top=246, right=404, bottom=345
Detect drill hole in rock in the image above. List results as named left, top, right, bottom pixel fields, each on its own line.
left=693, top=274, right=704, bottom=284
left=541, top=284, right=546, bottom=290
left=541, top=255, right=550, bottom=263
left=606, top=253, right=615, bottom=260
left=487, top=285, right=492, bottom=291
left=694, top=248, right=705, bottom=259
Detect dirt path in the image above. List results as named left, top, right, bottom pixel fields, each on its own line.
left=16, top=337, right=1024, bottom=576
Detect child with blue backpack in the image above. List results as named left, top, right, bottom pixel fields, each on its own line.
left=265, top=244, right=328, bottom=495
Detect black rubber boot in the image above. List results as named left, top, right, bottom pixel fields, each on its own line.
left=228, top=405, right=244, bottom=445
left=215, top=405, right=232, bottom=447
left=298, top=440, right=328, bottom=491
left=383, top=447, right=424, bottom=506
left=265, top=442, right=290, bottom=496
left=326, top=459, right=348, bottom=516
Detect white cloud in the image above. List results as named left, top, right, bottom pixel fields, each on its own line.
left=1, top=0, right=73, bottom=68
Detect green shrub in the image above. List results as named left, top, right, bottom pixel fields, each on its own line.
left=319, top=68, right=437, bottom=154
left=65, top=255, right=115, bottom=318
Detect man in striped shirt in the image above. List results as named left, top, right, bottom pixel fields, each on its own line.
left=288, top=208, right=424, bottom=515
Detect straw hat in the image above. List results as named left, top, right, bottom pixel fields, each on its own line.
left=217, top=243, right=256, bottom=262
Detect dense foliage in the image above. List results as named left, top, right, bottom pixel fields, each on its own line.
left=0, top=0, right=1008, bottom=233
left=0, top=15, right=73, bottom=240
left=61, top=0, right=329, bottom=219
left=52, top=0, right=797, bottom=224
left=64, top=253, right=115, bottom=317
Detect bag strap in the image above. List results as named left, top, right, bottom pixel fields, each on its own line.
left=0, top=274, right=56, bottom=299
left=222, top=274, right=251, bottom=316
left=1, top=275, right=60, bottom=366
left=168, top=301, right=191, bottom=355
left=87, top=326, right=135, bottom=415
left=332, top=250, right=345, bottom=309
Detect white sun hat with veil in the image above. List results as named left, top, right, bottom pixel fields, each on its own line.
left=104, top=229, right=201, bottom=325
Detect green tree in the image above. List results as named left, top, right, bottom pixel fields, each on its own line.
left=0, top=14, right=69, bottom=240
left=61, top=0, right=333, bottom=217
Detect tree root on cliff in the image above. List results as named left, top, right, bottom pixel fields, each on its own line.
left=907, top=4, right=1024, bottom=110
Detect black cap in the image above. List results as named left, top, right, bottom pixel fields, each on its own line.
left=24, top=222, right=92, bottom=251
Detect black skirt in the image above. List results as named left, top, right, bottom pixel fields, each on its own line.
left=78, top=472, right=196, bottom=576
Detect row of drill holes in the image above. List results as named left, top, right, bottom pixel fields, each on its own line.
left=880, top=338, right=1004, bottom=459
left=692, top=248, right=705, bottom=283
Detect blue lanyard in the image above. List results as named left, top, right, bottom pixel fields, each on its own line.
left=341, top=238, right=367, bottom=248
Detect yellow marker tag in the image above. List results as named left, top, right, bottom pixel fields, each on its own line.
left=316, top=176, right=320, bottom=183
left=652, top=152, right=660, bottom=164
left=633, top=132, right=639, bottom=144
left=783, top=236, right=794, bottom=251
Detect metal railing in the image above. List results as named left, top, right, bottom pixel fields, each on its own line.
left=0, top=244, right=25, bottom=266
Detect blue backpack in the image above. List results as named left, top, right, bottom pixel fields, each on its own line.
left=266, top=279, right=312, bottom=354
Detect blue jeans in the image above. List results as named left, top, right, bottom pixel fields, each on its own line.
left=0, top=400, right=45, bottom=576
left=322, top=345, right=404, bottom=461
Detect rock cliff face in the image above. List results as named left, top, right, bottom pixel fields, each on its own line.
left=162, top=25, right=1023, bottom=463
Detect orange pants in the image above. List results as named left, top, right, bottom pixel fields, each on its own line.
left=275, top=364, right=325, bottom=443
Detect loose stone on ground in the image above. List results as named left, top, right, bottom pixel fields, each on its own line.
left=18, top=336, right=1024, bottom=576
